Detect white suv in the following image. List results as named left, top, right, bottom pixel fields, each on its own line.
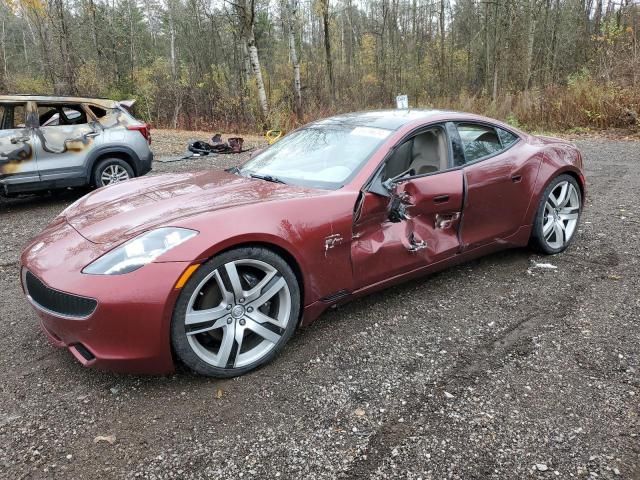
left=0, top=95, right=153, bottom=195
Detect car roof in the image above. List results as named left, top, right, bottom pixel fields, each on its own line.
left=311, top=109, right=460, bottom=130
left=310, top=109, right=526, bottom=138
left=0, top=94, right=118, bottom=108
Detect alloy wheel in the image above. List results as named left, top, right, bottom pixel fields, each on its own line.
left=184, top=259, right=291, bottom=369
left=542, top=180, right=580, bottom=249
left=100, top=164, right=130, bottom=185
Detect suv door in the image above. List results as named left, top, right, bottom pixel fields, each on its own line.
left=456, top=122, right=540, bottom=249
left=0, top=101, right=39, bottom=190
left=352, top=124, right=464, bottom=289
left=32, top=102, right=102, bottom=185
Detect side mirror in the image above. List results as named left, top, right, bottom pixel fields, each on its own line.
left=368, top=167, right=414, bottom=197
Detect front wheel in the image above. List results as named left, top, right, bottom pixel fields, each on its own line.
left=171, top=247, right=300, bottom=378
left=530, top=174, right=582, bottom=254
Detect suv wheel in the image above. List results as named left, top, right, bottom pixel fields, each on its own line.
left=94, top=158, right=134, bottom=187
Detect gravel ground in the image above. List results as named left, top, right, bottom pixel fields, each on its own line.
left=0, top=135, right=638, bottom=479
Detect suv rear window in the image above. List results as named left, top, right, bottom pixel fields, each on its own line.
left=88, top=105, right=107, bottom=118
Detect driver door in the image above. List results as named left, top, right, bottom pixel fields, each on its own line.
left=351, top=125, right=464, bottom=290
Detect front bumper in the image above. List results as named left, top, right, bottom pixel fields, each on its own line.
left=21, top=221, right=189, bottom=374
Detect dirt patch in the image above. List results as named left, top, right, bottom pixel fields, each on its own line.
left=0, top=137, right=638, bottom=479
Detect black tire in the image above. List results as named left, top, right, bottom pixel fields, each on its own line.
left=530, top=174, right=582, bottom=255
left=171, top=247, right=301, bottom=378
left=93, top=158, right=134, bottom=187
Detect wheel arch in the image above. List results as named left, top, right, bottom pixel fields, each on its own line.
left=194, top=238, right=307, bottom=321
left=525, top=156, right=586, bottom=227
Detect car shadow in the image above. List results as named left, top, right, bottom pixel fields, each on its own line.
left=0, top=187, right=92, bottom=212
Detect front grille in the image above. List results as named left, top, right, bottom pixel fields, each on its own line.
left=25, top=271, right=97, bottom=318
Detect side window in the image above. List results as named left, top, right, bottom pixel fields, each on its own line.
left=37, top=104, right=88, bottom=127
left=0, top=104, right=27, bottom=129
left=497, top=127, right=519, bottom=148
left=381, top=127, right=449, bottom=180
left=457, top=123, right=503, bottom=163
left=88, top=105, right=107, bottom=118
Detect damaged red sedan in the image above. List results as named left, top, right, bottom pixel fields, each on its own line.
left=20, top=110, right=585, bottom=377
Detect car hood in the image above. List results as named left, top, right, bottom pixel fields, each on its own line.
left=64, top=170, right=323, bottom=244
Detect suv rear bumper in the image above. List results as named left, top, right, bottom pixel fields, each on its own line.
left=138, top=150, right=153, bottom=176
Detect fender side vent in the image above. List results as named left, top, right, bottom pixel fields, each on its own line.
left=320, top=289, right=350, bottom=303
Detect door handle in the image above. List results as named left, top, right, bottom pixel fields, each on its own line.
left=511, top=174, right=522, bottom=183
left=11, top=136, right=30, bottom=144
left=433, top=194, right=449, bottom=204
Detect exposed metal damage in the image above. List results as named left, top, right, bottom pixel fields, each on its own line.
left=1, top=95, right=151, bottom=194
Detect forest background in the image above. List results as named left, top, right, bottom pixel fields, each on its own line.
left=1, top=0, right=639, bottom=133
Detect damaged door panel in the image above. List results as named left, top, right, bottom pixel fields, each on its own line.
left=455, top=122, right=543, bottom=249
left=33, top=103, right=102, bottom=182
left=0, top=101, right=39, bottom=189
left=352, top=169, right=464, bottom=290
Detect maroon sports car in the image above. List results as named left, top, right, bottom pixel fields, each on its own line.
left=20, top=110, right=585, bottom=377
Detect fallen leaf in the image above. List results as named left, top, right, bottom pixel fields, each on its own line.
left=215, top=388, right=224, bottom=399
left=94, top=434, right=116, bottom=445
left=354, top=408, right=366, bottom=417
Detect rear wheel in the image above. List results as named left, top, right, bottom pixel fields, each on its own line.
left=171, top=247, right=300, bottom=378
left=93, top=158, right=134, bottom=187
left=530, top=174, right=582, bottom=254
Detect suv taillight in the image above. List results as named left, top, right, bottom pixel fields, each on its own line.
left=127, top=124, right=151, bottom=144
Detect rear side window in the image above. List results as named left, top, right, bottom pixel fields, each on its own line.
left=497, top=128, right=519, bottom=148
left=456, top=123, right=519, bottom=164
left=0, top=103, right=27, bottom=129
left=88, top=105, right=107, bottom=118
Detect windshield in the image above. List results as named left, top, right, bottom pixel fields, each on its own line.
left=239, top=124, right=392, bottom=189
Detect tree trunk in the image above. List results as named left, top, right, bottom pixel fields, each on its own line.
left=0, top=19, right=7, bottom=91
left=287, top=0, right=303, bottom=120
left=54, top=0, right=77, bottom=93
left=320, top=0, right=335, bottom=102
left=439, top=0, right=445, bottom=94
left=524, top=0, right=536, bottom=90
left=169, top=2, right=177, bottom=78
left=247, top=28, right=269, bottom=120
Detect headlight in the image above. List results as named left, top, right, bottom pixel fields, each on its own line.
left=83, top=227, right=198, bottom=275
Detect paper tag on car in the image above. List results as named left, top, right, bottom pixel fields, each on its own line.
left=350, top=127, right=391, bottom=139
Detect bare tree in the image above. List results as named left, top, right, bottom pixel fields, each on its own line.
left=286, top=0, right=303, bottom=119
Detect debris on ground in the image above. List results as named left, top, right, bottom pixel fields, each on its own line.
left=527, top=261, right=559, bottom=275
left=94, top=435, right=117, bottom=445
left=186, top=135, right=247, bottom=157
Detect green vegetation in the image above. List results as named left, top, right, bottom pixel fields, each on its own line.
left=0, top=0, right=638, bottom=132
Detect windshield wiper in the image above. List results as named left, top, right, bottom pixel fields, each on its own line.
left=249, top=173, right=286, bottom=184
